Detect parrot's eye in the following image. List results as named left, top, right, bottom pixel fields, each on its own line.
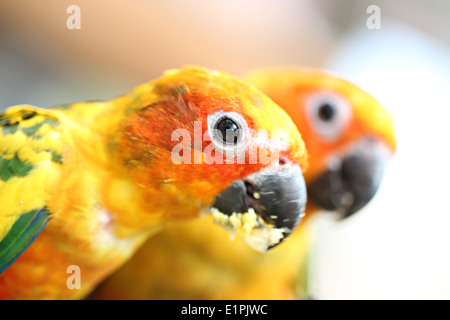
left=318, top=103, right=335, bottom=122
left=215, top=117, right=240, bottom=145
left=306, top=91, right=352, bottom=141
left=207, top=111, right=248, bottom=155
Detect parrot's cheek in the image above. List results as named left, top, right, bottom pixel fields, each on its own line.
left=308, top=135, right=391, bottom=218
left=210, top=163, right=307, bottom=252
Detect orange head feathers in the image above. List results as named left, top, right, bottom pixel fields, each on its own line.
left=245, top=67, right=396, bottom=217
left=89, top=66, right=309, bottom=250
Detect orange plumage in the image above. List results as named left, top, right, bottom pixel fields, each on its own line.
left=0, top=66, right=308, bottom=299
left=90, top=66, right=396, bottom=299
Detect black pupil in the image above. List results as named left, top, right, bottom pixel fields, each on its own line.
left=318, top=103, right=335, bottom=121
left=215, top=118, right=240, bottom=144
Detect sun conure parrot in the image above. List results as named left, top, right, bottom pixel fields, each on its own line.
left=0, top=66, right=310, bottom=299
left=89, top=66, right=396, bottom=300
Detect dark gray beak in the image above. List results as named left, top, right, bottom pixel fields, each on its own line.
left=308, top=135, right=391, bottom=218
left=210, top=163, right=307, bottom=252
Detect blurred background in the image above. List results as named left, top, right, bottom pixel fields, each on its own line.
left=1, top=0, right=449, bottom=299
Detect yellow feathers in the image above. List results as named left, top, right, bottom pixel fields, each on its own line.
left=0, top=66, right=310, bottom=299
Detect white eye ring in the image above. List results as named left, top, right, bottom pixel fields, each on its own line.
left=207, top=111, right=248, bottom=156
left=305, top=91, right=352, bottom=142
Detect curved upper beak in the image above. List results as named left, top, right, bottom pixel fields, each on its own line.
left=308, top=135, right=392, bottom=218
left=210, top=163, right=307, bottom=252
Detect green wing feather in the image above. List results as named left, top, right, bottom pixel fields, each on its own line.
left=0, top=106, right=63, bottom=274
left=0, top=208, right=51, bottom=273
